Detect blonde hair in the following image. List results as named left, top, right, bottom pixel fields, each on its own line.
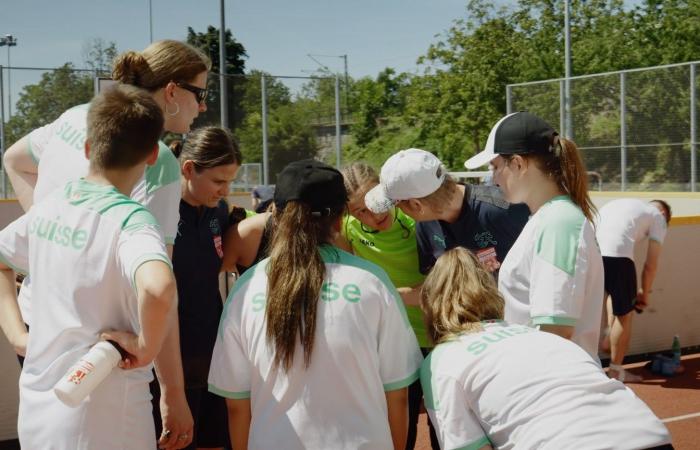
left=421, top=247, right=504, bottom=344
left=341, top=162, right=379, bottom=199
left=418, top=176, right=458, bottom=214
left=112, top=40, right=211, bottom=91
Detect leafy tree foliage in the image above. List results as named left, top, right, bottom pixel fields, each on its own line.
left=186, top=26, right=247, bottom=130
left=4, top=64, right=93, bottom=145
left=343, top=0, right=700, bottom=191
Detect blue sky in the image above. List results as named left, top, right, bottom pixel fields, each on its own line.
left=0, top=0, right=472, bottom=116
left=0, top=0, right=643, bottom=117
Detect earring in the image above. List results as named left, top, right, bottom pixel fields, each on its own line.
left=165, top=102, right=180, bottom=116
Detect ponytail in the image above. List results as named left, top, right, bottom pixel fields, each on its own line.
left=265, top=202, right=343, bottom=371
left=529, top=137, right=596, bottom=223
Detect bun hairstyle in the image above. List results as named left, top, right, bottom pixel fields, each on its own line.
left=112, top=40, right=211, bottom=91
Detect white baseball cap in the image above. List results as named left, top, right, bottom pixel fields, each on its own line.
left=365, top=148, right=446, bottom=214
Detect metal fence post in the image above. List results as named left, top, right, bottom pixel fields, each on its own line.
left=691, top=63, right=697, bottom=192
left=620, top=71, right=627, bottom=191
left=506, top=84, right=512, bottom=114
left=0, top=65, right=6, bottom=198
left=559, top=79, right=565, bottom=136
left=334, top=76, right=341, bottom=169
left=261, top=75, right=269, bottom=185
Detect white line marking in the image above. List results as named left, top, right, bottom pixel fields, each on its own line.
left=662, top=412, right=700, bottom=423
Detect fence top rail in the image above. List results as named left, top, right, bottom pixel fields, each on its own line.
left=0, top=65, right=337, bottom=81
left=507, top=60, right=700, bottom=88
left=0, top=65, right=100, bottom=73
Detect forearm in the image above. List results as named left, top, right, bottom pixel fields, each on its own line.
left=385, top=388, right=409, bottom=450
left=0, top=268, right=27, bottom=353
left=226, top=398, right=251, bottom=450
left=135, top=259, right=176, bottom=363
left=4, top=137, right=38, bottom=211
left=641, top=264, right=657, bottom=297
left=153, top=310, right=185, bottom=393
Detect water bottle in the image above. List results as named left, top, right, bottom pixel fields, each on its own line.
left=672, top=335, right=681, bottom=368
left=54, top=340, right=124, bottom=407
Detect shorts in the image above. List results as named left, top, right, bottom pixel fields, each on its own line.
left=602, top=256, right=638, bottom=316
left=151, top=381, right=230, bottom=449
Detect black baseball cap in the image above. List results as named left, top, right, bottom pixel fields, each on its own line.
left=464, top=112, right=558, bottom=169
left=274, top=159, right=347, bottom=215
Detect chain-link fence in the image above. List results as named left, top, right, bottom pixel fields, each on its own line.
left=507, top=61, right=699, bottom=192
left=0, top=66, right=348, bottom=198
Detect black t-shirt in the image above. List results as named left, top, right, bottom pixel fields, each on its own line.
left=416, top=185, right=530, bottom=274
left=172, top=199, right=230, bottom=388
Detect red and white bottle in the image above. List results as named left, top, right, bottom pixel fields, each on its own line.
left=54, top=341, right=123, bottom=407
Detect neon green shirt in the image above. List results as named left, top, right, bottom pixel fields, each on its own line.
left=342, top=209, right=429, bottom=347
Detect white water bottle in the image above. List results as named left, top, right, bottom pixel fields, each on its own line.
left=54, top=340, right=123, bottom=407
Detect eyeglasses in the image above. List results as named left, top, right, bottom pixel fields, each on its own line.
left=176, top=82, right=209, bottom=104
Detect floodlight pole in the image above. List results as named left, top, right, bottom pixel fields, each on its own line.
left=564, top=0, right=572, bottom=139
left=219, top=0, right=229, bottom=129
left=148, top=0, right=153, bottom=42
left=0, top=34, right=17, bottom=119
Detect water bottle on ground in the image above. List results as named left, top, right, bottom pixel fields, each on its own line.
left=54, top=340, right=124, bottom=407
left=672, top=335, right=681, bottom=368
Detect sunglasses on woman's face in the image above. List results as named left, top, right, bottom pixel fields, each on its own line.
left=176, top=82, right=209, bottom=104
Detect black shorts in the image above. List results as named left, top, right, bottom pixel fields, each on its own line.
left=151, top=381, right=230, bottom=449
left=602, top=256, right=638, bottom=316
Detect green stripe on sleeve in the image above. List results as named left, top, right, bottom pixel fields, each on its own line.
left=208, top=383, right=251, bottom=399
left=145, top=142, right=181, bottom=194
left=532, top=315, right=577, bottom=327
left=27, top=138, right=40, bottom=164
left=383, top=369, right=420, bottom=392
left=130, top=254, right=172, bottom=291
left=534, top=196, right=584, bottom=276
left=452, top=436, right=492, bottom=450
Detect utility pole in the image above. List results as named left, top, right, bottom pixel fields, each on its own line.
left=564, top=0, right=572, bottom=139
left=0, top=34, right=18, bottom=118
left=148, top=0, right=153, bottom=42
left=219, top=0, right=229, bottom=128
left=308, top=53, right=350, bottom=114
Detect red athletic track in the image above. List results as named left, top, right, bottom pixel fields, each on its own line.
left=414, top=353, right=700, bottom=450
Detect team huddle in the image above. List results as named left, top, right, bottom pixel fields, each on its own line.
left=0, top=40, right=674, bottom=450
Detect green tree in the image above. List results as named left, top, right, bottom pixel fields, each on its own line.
left=186, top=26, right=247, bottom=129
left=81, top=38, right=118, bottom=75
left=4, top=64, right=93, bottom=145
left=236, top=71, right=318, bottom=181
left=351, top=68, right=409, bottom=146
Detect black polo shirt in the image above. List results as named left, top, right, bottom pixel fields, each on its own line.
left=172, top=199, right=230, bottom=388
left=416, top=184, right=530, bottom=274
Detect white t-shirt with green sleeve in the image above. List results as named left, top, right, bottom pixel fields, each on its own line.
left=596, top=198, right=668, bottom=258
left=342, top=209, right=428, bottom=347
left=421, top=321, right=670, bottom=450
left=19, top=104, right=181, bottom=325
left=0, top=179, right=171, bottom=450
left=498, top=196, right=604, bottom=359
left=208, top=245, right=423, bottom=450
